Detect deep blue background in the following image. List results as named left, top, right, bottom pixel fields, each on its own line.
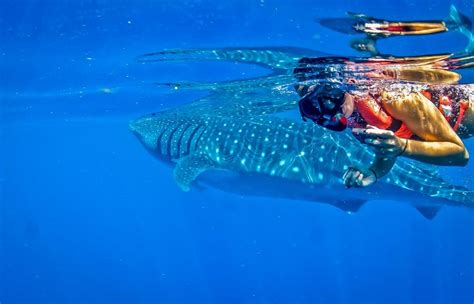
left=1, top=0, right=474, bottom=303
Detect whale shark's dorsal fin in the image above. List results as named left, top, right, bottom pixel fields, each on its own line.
left=415, top=206, right=441, bottom=220
left=173, top=153, right=217, bottom=192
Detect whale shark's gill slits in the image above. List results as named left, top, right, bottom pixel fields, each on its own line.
left=179, top=124, right=202, bottom=156
left=185, top=124, right=205, bottom=153
left=159, top=121, right=180, bottom=156
left=170, top=123, right=191, bottom=158
left=173, top=123, right=193, bottom=158
left=166, top=122, right=185, bottom=157
left=155, top=126, right=167, bottom=152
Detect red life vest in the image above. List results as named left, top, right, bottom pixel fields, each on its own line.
left=351, top=89, right=469, bottom=139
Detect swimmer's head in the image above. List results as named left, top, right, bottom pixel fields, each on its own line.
left=298, top=82, right=353, bottom=131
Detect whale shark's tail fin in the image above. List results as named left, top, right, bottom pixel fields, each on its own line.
left=446, top=5, right=474, bottom=54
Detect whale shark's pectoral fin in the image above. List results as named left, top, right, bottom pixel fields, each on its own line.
left=334, top=199, right=367, bottom=214
left=173, top=153, right=216, bottom=192
left=415, top=206, right=441, bottom=220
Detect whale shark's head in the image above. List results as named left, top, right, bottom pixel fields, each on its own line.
left=129, top=112, right=166, bottom=151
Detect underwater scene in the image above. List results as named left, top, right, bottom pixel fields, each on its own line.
left=1, top=0, right=474, bottom=303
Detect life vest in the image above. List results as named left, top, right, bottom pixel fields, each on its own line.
left=351, top=88, right=469, bottom=139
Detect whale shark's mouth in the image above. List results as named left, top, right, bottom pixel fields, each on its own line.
left=129, top=117, right=149, bottom=142
left=128, top=119, right=139, bottom=133
left=128, top=115, right=163, bottom=152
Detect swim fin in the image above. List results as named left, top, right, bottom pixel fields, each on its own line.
left=446, top=5, right=472, bottom=31
left=316, top=16, right=363, bottom=35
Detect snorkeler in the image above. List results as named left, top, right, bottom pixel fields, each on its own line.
left=295, top=6, right=474, bottom=188
left=296, top=81, right=473, bottom=188
left=317, top=5, right=474, bottom=56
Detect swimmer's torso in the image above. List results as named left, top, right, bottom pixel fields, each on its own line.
left=350, top=85, right=473, bottom=139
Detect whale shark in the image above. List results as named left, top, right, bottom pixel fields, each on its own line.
left=129, top=108, right=474, bottom=219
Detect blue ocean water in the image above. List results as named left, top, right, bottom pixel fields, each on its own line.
left=1, top=0, right=474, bottom=303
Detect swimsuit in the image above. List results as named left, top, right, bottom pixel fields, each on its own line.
left=349, top=86, right=470, bottom=139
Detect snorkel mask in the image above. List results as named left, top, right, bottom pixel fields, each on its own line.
left=298, top=83, right=348, bottom=131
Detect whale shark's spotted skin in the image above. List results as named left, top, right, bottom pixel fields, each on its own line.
left=130, top=110, right=474, bottom=216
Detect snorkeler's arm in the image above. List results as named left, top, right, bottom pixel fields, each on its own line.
left=369, top=155, right=396, bottom=179
left=343, top=155, right=395, bottom=188
left=382, top=91, right=469, bottom=166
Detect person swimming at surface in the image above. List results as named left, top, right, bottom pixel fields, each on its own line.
left=295, top=81, right=473, bottom=188
left=317, top=5, right=474, bottom=56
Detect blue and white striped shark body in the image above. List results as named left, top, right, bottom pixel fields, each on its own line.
left=130, top=109, right=474, bottom=219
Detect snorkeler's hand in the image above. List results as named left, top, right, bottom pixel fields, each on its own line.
left=353, top=125, right=407, bottom=158
left=342, top=167, right=377, bottom=188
